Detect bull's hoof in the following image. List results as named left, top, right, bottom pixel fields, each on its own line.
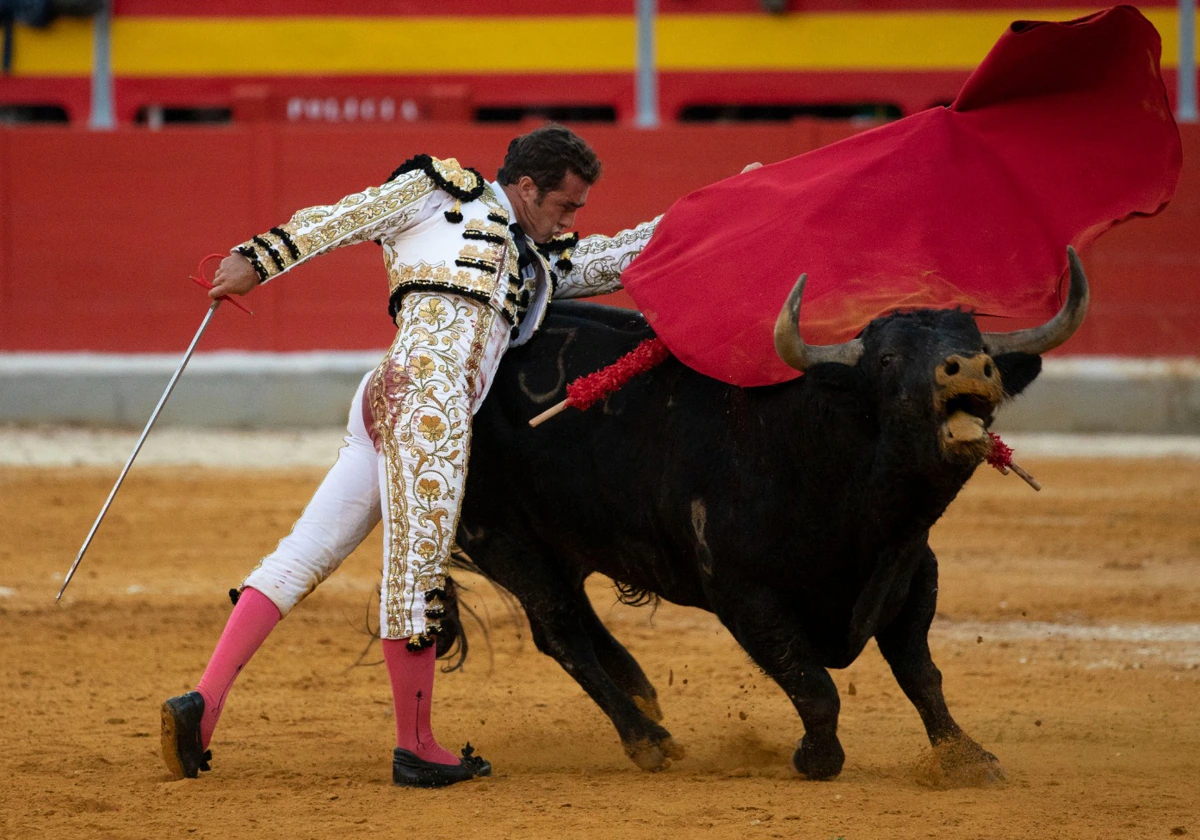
left=791, top=737, right=844, bottom=780
left=623, top=735, right=686, bottom=772
left=632, top=694, right=664, bottom=723
left=915, top=737, right=1004, bottom=788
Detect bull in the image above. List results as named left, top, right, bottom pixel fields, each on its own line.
left=452, top=248, right=1089, bottom=781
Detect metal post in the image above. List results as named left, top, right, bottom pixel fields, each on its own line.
left=89, top=0, right=115, bottom=129
left=2, top=13, right=14, bottom=75
left=635, top=0, right=659, bottom=128
left=1181, top=0, right=1198, bottom=123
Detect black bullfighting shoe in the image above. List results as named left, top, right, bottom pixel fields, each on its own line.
left=392, top=743, right=491, bottom=788
left=160, top=691, right=212, bottom=779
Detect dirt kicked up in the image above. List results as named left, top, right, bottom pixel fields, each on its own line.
left=1, top=457, right=1198, bottom=840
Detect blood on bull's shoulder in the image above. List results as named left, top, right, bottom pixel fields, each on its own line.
left=453, top=248, right=1088, bottom=781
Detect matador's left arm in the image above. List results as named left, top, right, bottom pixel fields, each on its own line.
left=549, top=216, right=661, bottom=299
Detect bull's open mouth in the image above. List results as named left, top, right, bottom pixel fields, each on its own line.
left=943, top=393, right=996, bottom=427
left=939, top=392, right=998, bottom=450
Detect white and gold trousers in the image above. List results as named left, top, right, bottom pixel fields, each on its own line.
left=242, top=291, right=510, bottom=643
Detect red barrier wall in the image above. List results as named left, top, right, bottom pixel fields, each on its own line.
left=1, top=122, right=1196, bottom=356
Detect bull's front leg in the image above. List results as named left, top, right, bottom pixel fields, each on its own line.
left=716, top=589, right=845, bottom=780
left=875, top=547, right=1003, bottom=784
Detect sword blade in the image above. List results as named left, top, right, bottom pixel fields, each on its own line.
left=57, top=300, right=223, bottom=602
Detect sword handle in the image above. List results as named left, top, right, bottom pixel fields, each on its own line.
left=191, top=253, right=254, bottom=315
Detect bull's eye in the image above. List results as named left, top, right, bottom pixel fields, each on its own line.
left=879, top=353, right=895, bottom=368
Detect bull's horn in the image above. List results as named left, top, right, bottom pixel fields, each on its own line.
left=983, top=246, right=1090, bottom=357
left=773, top=273, right=864, bottom=371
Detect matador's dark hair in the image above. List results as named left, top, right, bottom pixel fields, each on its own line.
left=496, top=124, right=602, bottom=194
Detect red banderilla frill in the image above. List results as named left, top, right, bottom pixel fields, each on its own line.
left=528, top=337, right=670, bottom=427
left=987, top=432, right=1041, bottom=491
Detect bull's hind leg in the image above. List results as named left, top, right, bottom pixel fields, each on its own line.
left=575, top=600, right=664, bottom=722
left=875, top=548, right=1003, bottom=784
left=522, top=582, right=683, bottom=771
left=467, top=536, right=680, bottom=771
left=715, top=588, right=845, bottom=780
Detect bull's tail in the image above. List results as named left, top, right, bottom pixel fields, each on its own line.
left=432, top=576, right=470, bottom=671
left=447, top=546, right=482, bottom=576
left=343, top=573, right=475, bottom=673
left=444, top=547, right=526, bottom=673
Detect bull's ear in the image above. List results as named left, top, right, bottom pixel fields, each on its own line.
left=993, top=352, right=1042, bottom=398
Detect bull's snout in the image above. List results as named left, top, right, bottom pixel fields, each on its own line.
left=937, top=353, right=997, bottom=386
left=935, top=352, right=1005, bottom=458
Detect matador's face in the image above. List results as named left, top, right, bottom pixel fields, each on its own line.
left=512, top=171, right=590, bottom=244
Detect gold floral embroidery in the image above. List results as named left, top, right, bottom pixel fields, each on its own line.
left=464, top=218, right=508, bottom=241
left=416, top=298, right=447, bottom=323
left=240, top=171, right=436, bottom=282
left=257, top=230, right=294, bottom=272
left=505, top=241, right=520, bottom=279
left=375, top=291, right=497, bottom=638
left=387, top=260, right=493, bottom=298
left=416, top=478, right=442, bottom=503
left=462, top=243, right=501, bottom=258
left=458, top=243, right=504, bottom=268
left=430, top=157, right=481, bottom=194
left=371, top=348, right=412, bottom=637
left=297, top=179, right=433, bottom=251
left=555, top=216, right=660, bottom=299
left=407, top=354, right=436, bottom=378
left=476, top=186, right=506, bottom=213
left=416, top=414, right=448, bottom=441
left=580, top=251, right=641, bottom=292
left=571, top=218, right=657, bottom=258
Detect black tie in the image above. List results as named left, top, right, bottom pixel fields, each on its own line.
left=509, top=223, right=536, bottom=276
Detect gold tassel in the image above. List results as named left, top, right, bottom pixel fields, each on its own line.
left=405, top=632, right=437, bottom=652
left=444, top=199, right=463, bottom=223
left=557, top=248, right=573, bottom=273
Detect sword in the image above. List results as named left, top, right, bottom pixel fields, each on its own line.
left=56, top=256, right=251, bottom=602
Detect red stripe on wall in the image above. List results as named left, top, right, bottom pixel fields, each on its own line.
left=2, top=123, right=1195, bottom=356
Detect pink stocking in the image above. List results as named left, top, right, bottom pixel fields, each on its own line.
left=194, top=587, right=281, bottom=748
left=383, top=639, right=459, bottom=765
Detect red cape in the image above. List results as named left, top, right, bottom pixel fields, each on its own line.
left=621, top=5, right=1182, bottom=386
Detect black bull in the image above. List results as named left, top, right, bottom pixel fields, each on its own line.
left=451, top=249, right=1089, bottom=781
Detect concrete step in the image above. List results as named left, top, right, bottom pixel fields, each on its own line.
left=1, top=352, right=1197, bottom=434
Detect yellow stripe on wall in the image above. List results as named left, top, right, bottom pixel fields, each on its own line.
left=114, top=16, right=633, bottom=75
left=10, top=10, right=1182, bottom=77
left=661, top=9, right=1180, bottom=69
left=10, top=18, right=94, bottom=74
left=12, top=16, right=634, bottom=76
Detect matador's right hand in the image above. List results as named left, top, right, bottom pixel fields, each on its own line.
left=210, top=253, right=259, bottom=299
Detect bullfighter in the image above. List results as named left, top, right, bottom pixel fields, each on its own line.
left=160, top=124, right=658, bottom=787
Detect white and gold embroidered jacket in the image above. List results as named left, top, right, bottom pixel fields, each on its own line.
left=234, top=155, right=658, bottom=346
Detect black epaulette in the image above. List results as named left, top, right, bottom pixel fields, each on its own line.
left=536, top=231, right=579, bottom=274
left=387, top=154, right=487, bottom=222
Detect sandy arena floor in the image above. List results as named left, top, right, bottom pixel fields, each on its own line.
left=1, top=440, right=1198, bottom=839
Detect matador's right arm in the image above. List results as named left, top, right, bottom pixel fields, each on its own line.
left=232, top=168, right=439, bottom=284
